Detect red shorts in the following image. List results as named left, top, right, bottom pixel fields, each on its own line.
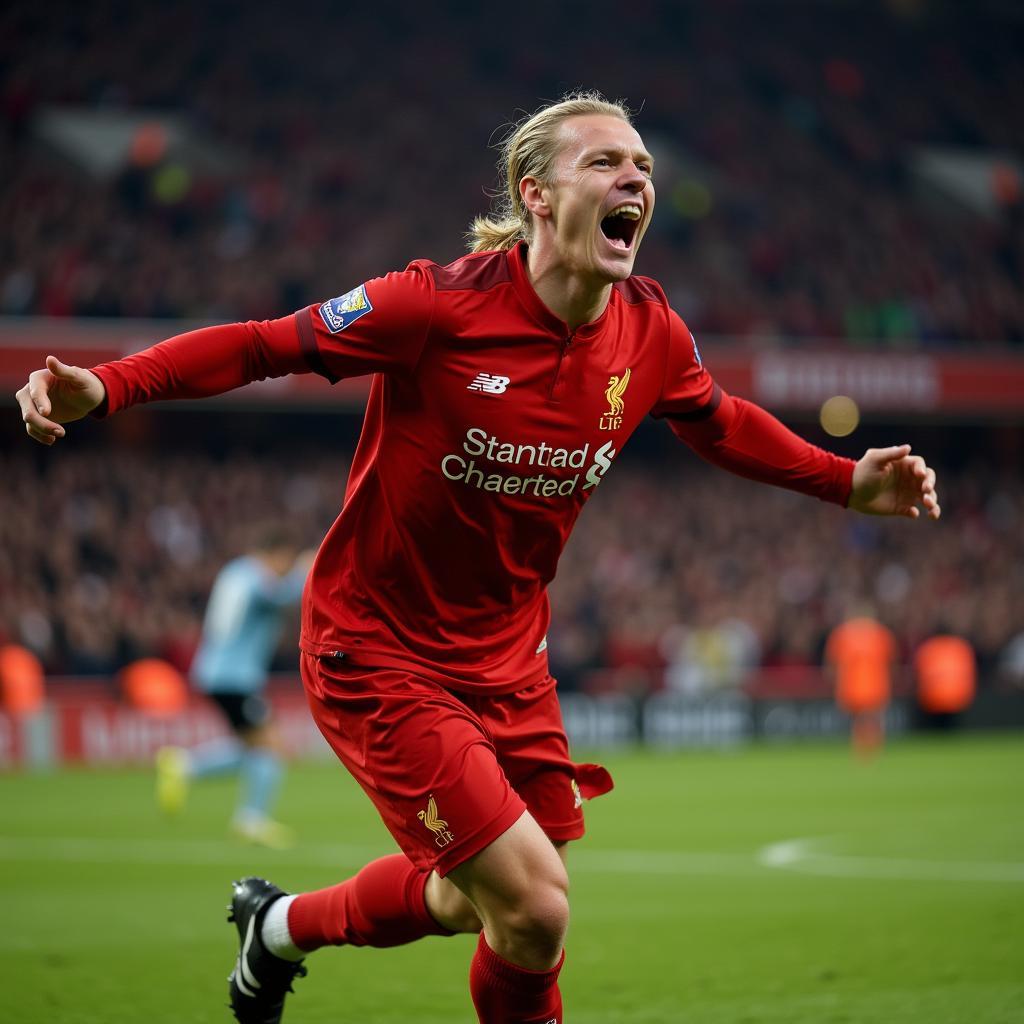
left=300, top=653, right=612, bottom=877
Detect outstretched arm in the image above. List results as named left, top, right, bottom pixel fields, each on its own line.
left=668, top=390, right=940, bottom=519
left=666, top=389, right=855, bottom=506
left=15, top=268, right=436, bottom=447
left=654, top=311, right=940, bottom=520
left=15, top=316, right=307, bottom=446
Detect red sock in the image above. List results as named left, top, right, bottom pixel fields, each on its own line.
left=287, top=854, right=454, bottom=951
left=469, top=932, right=564, bottom=1024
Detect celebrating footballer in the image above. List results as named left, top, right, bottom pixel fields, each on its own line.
left=16, top=91, right=940, bottom=1023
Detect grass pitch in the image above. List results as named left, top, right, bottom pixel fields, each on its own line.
left=1, top=735, right=1021, bottom=1023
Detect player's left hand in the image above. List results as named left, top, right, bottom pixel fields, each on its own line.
left=848, top=444, right=940, bottom=520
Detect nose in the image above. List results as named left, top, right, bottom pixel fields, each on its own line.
left=618, top=162, right=648, bottom=193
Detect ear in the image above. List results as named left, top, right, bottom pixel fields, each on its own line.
left=519, top=176, right=552, bottom=220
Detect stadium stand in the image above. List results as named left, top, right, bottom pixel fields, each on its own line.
left=1, top=0, right=1021, bottom=343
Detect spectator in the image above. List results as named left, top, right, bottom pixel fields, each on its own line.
left=826, top=610, right=897, bottom=757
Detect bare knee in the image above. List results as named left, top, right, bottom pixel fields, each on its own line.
left=447, top=812, right=571, bottom=969
left=425, top=873, right=482, bottom=934
left=500, top=871, right=569, bottom=958
left=475, top=857, right=569, bottom=968
left=427, top=866, right=568, bottom=957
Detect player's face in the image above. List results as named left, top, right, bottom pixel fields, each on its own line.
left=540, top=114, right=655, bottom=284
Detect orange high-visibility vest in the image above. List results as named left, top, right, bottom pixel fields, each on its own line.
left=826, top=618, right=896, bottom=714
left=0, top=644, right=46, bottom=715
left=120, top=658, right=189, bottom=716
left=914, top=635, right=976, bottom=714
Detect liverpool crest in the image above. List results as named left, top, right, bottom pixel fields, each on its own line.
left=600, top=368, right=631, bottom=431
left=417, top=794, right=455, bottom=848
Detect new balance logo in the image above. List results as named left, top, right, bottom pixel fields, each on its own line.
left=468, top=373, right=510, bottom=394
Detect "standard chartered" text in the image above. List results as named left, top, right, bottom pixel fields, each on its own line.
left=440, top=427, right=616, bottom=498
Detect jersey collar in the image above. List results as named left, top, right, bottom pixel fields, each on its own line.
left=506, top=241, right=613, bottom=340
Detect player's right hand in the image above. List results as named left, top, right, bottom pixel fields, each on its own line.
left=15, top=355, right=106, bottom=445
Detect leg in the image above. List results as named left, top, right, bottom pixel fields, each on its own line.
left=233, top=829, right=569, bottom=1024
left=447, top=811, right=568, bottom=969
left=424, top=838, right=570, bottom=936
left=450, top=817, right=569, bottom=1022
left=228, top=695, right=294, bottom=848
left=227, top=656, right=586, bottom=1023
left=235, top=723, right=284, bottom=819
left=155, top=692, right=247, bottom=815
left=281, top=820, right=569, bottom=956
left=197, top=691, right=268, bottom=781
left=851, top=707, right=885, bottom=760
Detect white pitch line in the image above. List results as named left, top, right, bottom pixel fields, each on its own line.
left=572, top=848, right=759, bottom=876
left=0, top=835, right=761, bottom=876
left=758, top=837, right=1024, bottom=884
left=0, top=835, right=1020, bottom=883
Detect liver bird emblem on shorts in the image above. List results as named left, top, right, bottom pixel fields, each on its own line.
left=417, top=794, right=455, bottom=847
left=600, top=368, right=631, bottom=430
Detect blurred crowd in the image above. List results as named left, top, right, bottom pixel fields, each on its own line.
left=549, top=456, right=1023, bottom=694
left=2, top=435, right=1021, bottom=695
left=0, top=444, right=345, bottom=678
left=2, top=0, right=1022, bottom=344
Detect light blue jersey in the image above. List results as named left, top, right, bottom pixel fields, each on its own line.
left=191, top=555, right=306, bottom=694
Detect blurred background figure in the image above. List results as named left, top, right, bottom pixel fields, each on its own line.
left=914, top=632, right=976, bottom=730
left=121, top=656, right=189, bottom=715
left=0, top=642, right=46, bottom=717
left=156, top=526, right=313, bottom=849
left=826, top=609, right=896, bottom=758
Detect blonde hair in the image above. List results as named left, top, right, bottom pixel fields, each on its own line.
left=467, top=91, right=633, bottom=253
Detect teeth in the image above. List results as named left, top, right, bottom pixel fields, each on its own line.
left=607, top=204, right=642, bottom=220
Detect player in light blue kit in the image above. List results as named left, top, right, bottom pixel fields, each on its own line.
left=157, top=527, right=313, bottom=848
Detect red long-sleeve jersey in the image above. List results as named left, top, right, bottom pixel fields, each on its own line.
left=93, top=242, right=854, bottom=693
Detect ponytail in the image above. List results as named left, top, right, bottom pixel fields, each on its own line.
left=466, top=214, right=526, bottom=254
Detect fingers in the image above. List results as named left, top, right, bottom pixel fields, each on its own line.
left=905, top=501, right=941, bottom=521
left=901, top=461, right=941, bottom=521
left=20, top=405, right=64, bottom=444
left=923, top=489, right=942, bottom=519
left=45, top=354, right=80, bottom=380
left=27, top=368, right=53, bottom=417
left=21, top=408, right=65, bottom=444
left=15, top=372, right=66, bottom=445
left=911, top=459, right=941, bottom=520
left=875, top=443, right=911, bottom=466
left=35, top=355, right=89, bottom=414
left=921, top=469, right=941, bottom=520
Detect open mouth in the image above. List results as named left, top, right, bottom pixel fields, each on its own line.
left=599, top=203, right=643, bottom=251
